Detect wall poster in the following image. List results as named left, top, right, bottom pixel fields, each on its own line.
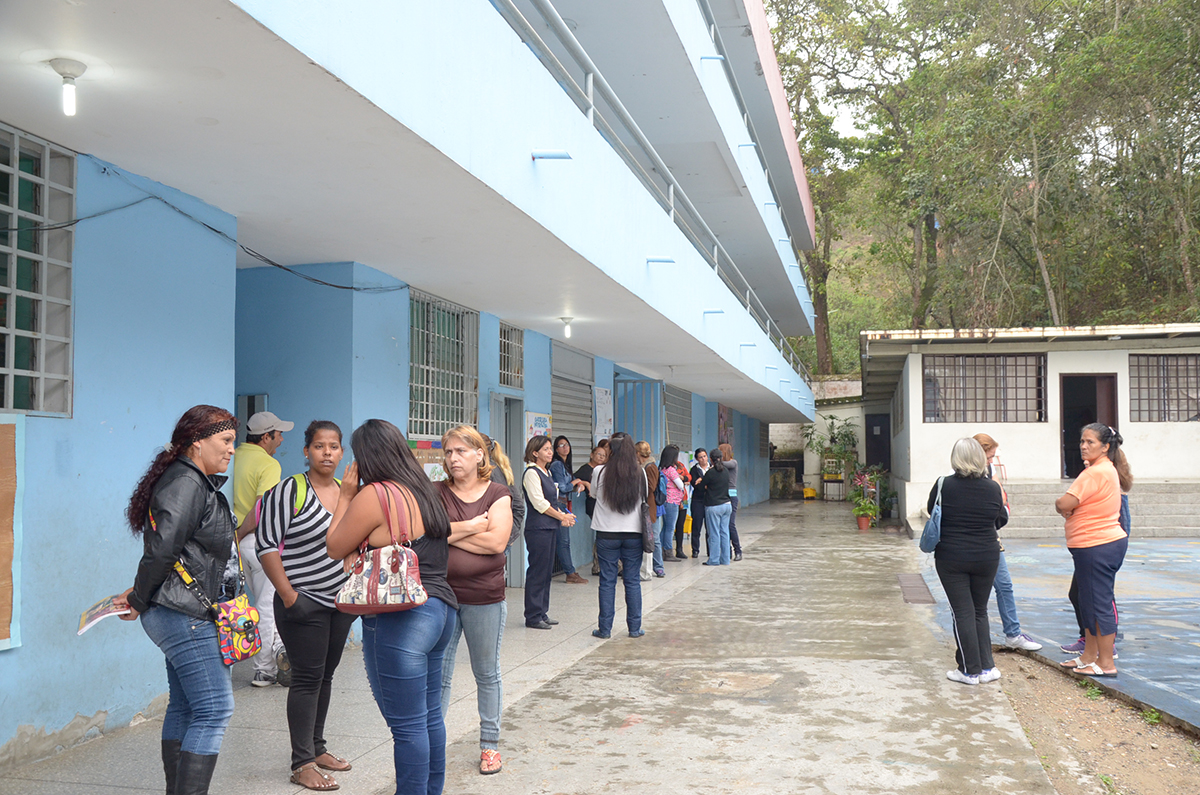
left=526, top=411, right=552, bottom=443
left=593, top=386, right=613, bottom=443
left=717, top=403, right=734, bottom=448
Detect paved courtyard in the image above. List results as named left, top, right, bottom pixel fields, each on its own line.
left=3, top=501, right=1056, bottom=794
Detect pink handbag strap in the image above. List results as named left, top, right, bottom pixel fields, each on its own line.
left=371, top=481, right=412, bottom=547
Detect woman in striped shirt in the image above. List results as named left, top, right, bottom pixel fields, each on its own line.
left=256, top=421, right=354, bottom=791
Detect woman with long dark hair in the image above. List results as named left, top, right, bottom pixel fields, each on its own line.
left=436, top=425, right=512, bottom=776
left=1055, top=424, right=1131, bottom=677
left=689, top=449, right=710, bottom=559
left=657, top=445, right=685, bottom=561
left=326, top=420, right=458, bottom=795
left=521, top=435, right=576, bottom=629
left=702, top=448, right=733, bottom=566
left=255, top=421, right=355, bottom=791
left=718, top=443, right=743, bottom=561
left=550, top=435, right=587, bottom=584
left=112, top=405, right=239, bottom=795
left=591, top=433, right=645, bottom=638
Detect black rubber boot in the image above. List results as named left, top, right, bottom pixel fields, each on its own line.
left=161, top=739, right=182, bottom=795
left=175, top=751, right=218, bottom=795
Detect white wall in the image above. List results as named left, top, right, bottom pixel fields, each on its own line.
left=899, top=344, right=1200, bottom=521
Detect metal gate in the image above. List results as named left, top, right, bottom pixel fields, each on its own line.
left=551, top=375, right=594, bottom=453
left=615, top=379, right=664, bottom=452
left=664, top=385, right=692, bottom=452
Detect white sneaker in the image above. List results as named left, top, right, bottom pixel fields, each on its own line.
left=978, top=667, right=1001, bottom=683
left=1005, top=633, right=1043, bottom=651
left=947, top=669, right=979, bottom=685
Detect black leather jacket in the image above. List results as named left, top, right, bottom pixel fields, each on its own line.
left=128, top=457, right=236, bottom=620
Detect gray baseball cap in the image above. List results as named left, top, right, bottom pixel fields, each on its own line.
left=246, top=411, right=295, bottom=435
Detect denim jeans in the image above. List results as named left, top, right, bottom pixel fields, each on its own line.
left=650, top=515, right=665, bottom=571
left=362, top=597, right=456, bottom=795
left=555, top=521, right=577, bottom=575
left=140, top=605, right=234, bottom=756
left=660, top=503, right=679, bottom=557
left=991, top=552, right=1020, bottom=639
left=273, top=592, right=358, bottom=769
left=705, top=502, right=733, bottom=565
left=596, top=535, right=644, bottom=635
left=439, top=601, right=505, bottom=751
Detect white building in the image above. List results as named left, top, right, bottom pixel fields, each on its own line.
left=860, top=324, right=1200, bottom=535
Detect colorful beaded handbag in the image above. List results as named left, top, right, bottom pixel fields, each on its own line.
left=174, top=550, right=262, bottom=666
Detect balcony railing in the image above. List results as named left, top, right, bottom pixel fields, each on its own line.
left=491, top=0, right=811, bottom=384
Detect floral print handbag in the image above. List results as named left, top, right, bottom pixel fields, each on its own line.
left=335, top=482, right=429, bottom=615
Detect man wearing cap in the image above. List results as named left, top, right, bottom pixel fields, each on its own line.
left=233, top=411, right=295, bottom=687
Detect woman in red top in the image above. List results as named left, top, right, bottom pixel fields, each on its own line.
left=435, top=425, right=513, bottom=775
left=1054, top=424, right=1131, bottom=676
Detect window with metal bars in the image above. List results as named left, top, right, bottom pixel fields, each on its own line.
left=0, top=123, right=74, bottom=416
left=892, top=380, right=905, bottom=435
left=408, top=290, right=478, bottom=438
left=498, top=323, right=523, bottom=389
left=759, top=422, right=770, bottom=458
left=922, top=354, right=1045, bottom=423
left=663, top=384, right=692, bottom=452
left=1129, top=354, right=1200, bottom=422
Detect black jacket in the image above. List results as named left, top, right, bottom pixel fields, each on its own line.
left=927, top=475, right=1006, bottom=562
left=128, top=457, right=236, bottom=619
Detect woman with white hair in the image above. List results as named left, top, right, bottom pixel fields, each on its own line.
left=929, top=438, right=1009, bottom=685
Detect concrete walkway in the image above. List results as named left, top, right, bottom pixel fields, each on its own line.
left=1, top=501, right=1053, bottom=794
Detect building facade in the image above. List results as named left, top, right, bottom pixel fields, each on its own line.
left=0, top=0, right=816, bottom=765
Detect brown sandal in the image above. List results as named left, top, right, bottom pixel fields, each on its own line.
left=480, top=749, right=502, bottom=775
left=291, top=762, right=340, bottom=791
left=315, top=753, right=352, bottom=772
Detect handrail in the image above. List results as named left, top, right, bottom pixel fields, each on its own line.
left=489, top=0, right=811, bottom=385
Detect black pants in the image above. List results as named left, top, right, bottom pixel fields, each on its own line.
left=673, top=505, right=689, bottom=555
left=729, top=496, right=741, bottom=554
left=690, top=503, right=708, bottom=556
left=273, top=593, right=357, bottom=770
left=524, top=527, right=556, bottom=625
left=935, top=556, right=999, bottom=676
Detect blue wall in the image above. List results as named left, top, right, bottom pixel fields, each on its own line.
left=0, top=156, right=237, bottom=758
left=235, top=263, right=406, bottom=479
left=523, top=331, right=551, bottom=417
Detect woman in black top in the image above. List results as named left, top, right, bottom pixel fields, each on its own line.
left=701, top=448, right=733, bottom=566
left=689, top=449, right=710, bottom=558
left=112, top=405, right=239, bottom=795
left=326, top=419, right=458, bottom=795
left=928, top=437, right=1007, bottom=686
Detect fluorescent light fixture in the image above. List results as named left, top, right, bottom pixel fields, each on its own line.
left=740, top=342, right=756, bottom=347
left=50, top=58, right=86, bottom=117
left=560, top=317, right=573, bottom=338
left=532, top=150, right=572, bottom=160
left=702, top=309, right=724, bottom=314
left=700, top=55, right=726, bottom=61
left=646, top=257, right=675, bottom=264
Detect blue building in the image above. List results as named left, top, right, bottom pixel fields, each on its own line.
left=0, top=0, right=815, bottom=765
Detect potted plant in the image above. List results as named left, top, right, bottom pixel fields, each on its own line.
left=852, top=497, right=879, bottom=530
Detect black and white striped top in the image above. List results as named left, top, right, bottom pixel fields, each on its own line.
left=256, top=474, right=348, bottom=608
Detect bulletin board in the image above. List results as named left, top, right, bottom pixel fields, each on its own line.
left=408, top=439, right=447, bottom=481
left=0, top=415, right=24, bottom=650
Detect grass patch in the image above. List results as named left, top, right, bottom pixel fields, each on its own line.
left=1140, top=708, right=1162, bottom=725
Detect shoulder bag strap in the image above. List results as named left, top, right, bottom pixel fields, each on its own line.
left=936, top=476, right=945, bottom=506
left=372, top=482, right=402, bottom=547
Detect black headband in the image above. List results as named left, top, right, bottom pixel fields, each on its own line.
left=189, top=418, right=237, bottom=446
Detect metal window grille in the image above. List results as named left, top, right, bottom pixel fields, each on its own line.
left=1129, top=354, right=1200, bottom=422
left=664, top=384, right=692, bottom=452
left=759, top=422, right=770, bottom=458
left=922, top=354, right=1045, bottom=423
left=0, top=123, right=74, bottom=416
left=892, top=381, right=905, bottom=435
left=498, top=323, right=523, bottom=389
left=409, top=290, right=478, bottom=438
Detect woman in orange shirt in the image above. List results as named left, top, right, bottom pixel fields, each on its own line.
left=1054, top=424, right=1131, bottom=676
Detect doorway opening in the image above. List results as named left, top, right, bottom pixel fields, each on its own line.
left=1060, top=374, right=1116, bottom=479
left=864, top=413, right=891, bottom=470
left=491, top=394, right=524, bottom=586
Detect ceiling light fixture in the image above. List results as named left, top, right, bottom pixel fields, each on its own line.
left=50, top=58, right=87, bottom=117
left=561, top=317, right=573, bottom=339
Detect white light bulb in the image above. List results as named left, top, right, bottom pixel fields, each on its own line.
left=564, top=322, right=571, bottom=338
left=62, top=79, right=76, bottom=116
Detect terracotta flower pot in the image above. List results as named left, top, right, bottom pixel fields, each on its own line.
left=856, top=515, right=871, bottom=531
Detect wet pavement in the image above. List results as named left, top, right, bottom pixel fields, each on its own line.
left=3, top=500, right=1058, bottom=794
left=921, top=537, right=1200, bottom=734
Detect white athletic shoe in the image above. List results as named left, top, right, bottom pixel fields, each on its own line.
left=978, top=667, right=1002, bottom=683
left=1005, top=633, right=1043, bottom=651
left=947, top=669, right=979, bottom=685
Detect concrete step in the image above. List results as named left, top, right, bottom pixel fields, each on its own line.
left=999, top=525, right=1196, bottom=539
left=1004, top=481, right=1200, bottom=495
left=1008, top=503, right=1200, bottom=518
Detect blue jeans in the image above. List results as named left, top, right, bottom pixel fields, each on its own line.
left=660, top=503, right=679, bottom=556
left=555, top=521, right=576, bottom=575
left=362, top=598, right=457, bottom=795
left=596, top=535, right=644, bottom=634
left=705, top=502, right=733, bottom=565
left=140, top=605, right=234, bottom=756
left=439, top=601, right=505, bottom=751
left=650, top=515, right=665, bottom=571
left=992, top=552, right=1020, bottom=638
